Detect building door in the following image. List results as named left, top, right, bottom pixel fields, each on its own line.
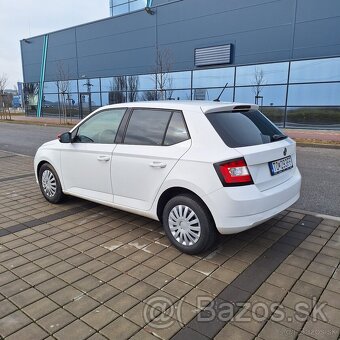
left=79, top=92, right=92, bottom=118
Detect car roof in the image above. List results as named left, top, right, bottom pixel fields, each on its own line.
left=100, top=101, right=259, bottom=114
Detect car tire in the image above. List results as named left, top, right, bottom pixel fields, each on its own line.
left=162, top=194, right=218, bottom=254
left=38, top=163, right=64, bottom=204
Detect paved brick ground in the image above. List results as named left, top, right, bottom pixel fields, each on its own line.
left=0, top=150, right=339, bottom=340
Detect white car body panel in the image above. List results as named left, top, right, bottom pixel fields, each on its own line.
left=34, top=140, right=61, bottom=183
left=112, top=140, right=191, bottom=210
left=34, top=101, right=301, bottom=235
left=60, top=143, right=115, bottom=202
left=235, top=138, right=297, bottom=192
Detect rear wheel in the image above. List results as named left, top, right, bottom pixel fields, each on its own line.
left=38, top=163, right=64, bottom=204
left=162, top=194, right=217, bottom=254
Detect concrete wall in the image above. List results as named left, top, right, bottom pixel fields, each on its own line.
left=21, top=0, right=340, bottom=83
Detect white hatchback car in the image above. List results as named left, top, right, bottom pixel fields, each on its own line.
left=34, top=101, right=301, bottom=254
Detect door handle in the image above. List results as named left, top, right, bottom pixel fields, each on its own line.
left=149, top=161, right=167, bottom=169
left=97, top=155, right=110, bottom=162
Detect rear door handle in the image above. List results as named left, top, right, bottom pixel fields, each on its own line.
left=149, top=161, right=167, bottom=169
left=97, top=155, right=110, bottom=162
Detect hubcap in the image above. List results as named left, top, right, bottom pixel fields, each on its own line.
left=41, top=170, right=57, bottom=198
left=168, top=205, right=201, bottom=246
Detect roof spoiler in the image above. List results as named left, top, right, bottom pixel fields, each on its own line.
left=203, top=103, right=259, bottom=114
left=232, top=105, right=251, bottom=111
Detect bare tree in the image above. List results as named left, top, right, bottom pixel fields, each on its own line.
left=0, top=73, right=8, bottom=93
left=55, top=61, right=71, bottom=124
left=109, top=76, right=126, bottom=104
left=141, top=90, right=158, bottom=101
left=0, top=95, right=13, bottom=120
left=127, top=75, right=139, bottom=102
left=0, top=74, right=10, bottom=119
left=151, top=48, right=174, bottom=100
left=252, top=67, right=266, bottom=105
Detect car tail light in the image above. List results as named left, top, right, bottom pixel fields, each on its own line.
left=214, top=158, right=253, bottom=186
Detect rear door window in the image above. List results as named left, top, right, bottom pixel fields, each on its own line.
left=206, top=109, right=286, bottom=148
left=124, top=109, right=172, bottom=145
left=164, top=111, right=190, bottom=146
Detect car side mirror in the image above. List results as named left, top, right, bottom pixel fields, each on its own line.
left=58, top=132, right=72, bottom=143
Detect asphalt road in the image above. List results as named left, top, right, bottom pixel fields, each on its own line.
left=294, top=146, right=340, bottom=217
left=0, top=122, right=339, bottom=217
left=0, top=122, right=68, bottom=156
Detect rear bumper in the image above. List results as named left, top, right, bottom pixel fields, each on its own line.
left=205, top=168, right=301, bottom=234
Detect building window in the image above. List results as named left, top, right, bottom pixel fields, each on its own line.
left=110, top=0, right=147, bottom=16
left=192, top=87, right=233, bottom=102
left=43, top=82, right=58, bottom=94
left=286, top=107, right=340, bottom=128
left=136, top=74, right=155, bottom=90
left=236, top=62, right=289, bottom=86
left=260, top=107, right=286, bottom=127
left=289, top=57, right=340, bottom=83
left=287, top=83, right=340, bottom=106
left=166, top=89, right=192, bottom=101
left=24, top=57, right=340, bottom=130
left=193, top=67, right=235, bottom=88
left=167, top=71, right=192, bottom=90
left=23, top=83, right=39, bottom=115
left=235, top=85, right=287, bottom=106
left=78, top=78, right=100, bottom=93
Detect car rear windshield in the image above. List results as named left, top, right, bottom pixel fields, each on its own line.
left=206, top=109, right=287, bottom=148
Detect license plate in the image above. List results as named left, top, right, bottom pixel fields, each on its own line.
left=269, top=156, right=293, bottom=176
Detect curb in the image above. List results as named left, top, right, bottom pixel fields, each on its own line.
left=0, top=119, right=76, bottom=129
left=295, top=141, right=340, bottom=149
left=289, top=208, right=340, bottom=222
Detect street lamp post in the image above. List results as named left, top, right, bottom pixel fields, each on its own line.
left=255, top=95, right=263, bottom=107
left=83, top=79, right=93, bottom=118
left=83, top=79, right=93, bottom=93
left=66, top=94, right=73, bottom=123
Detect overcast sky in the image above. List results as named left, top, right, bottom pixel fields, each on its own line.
left=0, top=0, right=108, bottom=89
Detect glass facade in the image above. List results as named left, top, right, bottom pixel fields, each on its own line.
left=110, top=0, right=147, bottom=16
left=23, top=56, right=340, bottom=129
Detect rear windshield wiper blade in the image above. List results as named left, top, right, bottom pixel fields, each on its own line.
left=272, top=134, right=288, bottom=141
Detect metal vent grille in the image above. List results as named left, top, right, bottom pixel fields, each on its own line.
left=195, top=44, right=232, bottom=67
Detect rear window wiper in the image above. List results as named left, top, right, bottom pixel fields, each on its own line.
left=272, top=134, right=288, bottom=141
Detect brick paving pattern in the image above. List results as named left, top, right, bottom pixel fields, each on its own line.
left=0, top=150, right=339, bottom=339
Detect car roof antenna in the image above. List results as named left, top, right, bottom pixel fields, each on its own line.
left=213, top=83, right=228, bottom=102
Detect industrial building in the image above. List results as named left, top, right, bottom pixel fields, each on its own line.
left=21, top=0, right=340, bottom=129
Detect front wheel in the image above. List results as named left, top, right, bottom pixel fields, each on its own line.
left=38, top=163, right=64, bottom=204
left=162, top=194, right=218, bottom=254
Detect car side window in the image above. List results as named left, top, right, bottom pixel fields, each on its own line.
left=124, top=109, right=172, bottom=145
left=164, top=111, right=190, bottom=146
left=74, top=108, right=126, bottom=144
